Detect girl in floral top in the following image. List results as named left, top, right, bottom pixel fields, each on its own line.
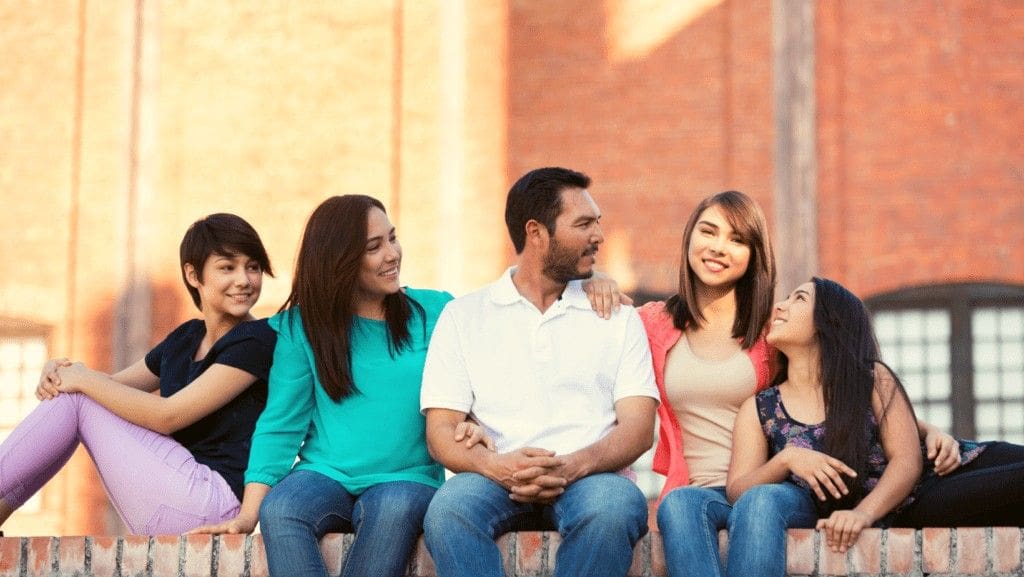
left=727, top=278, right=923, bottom=564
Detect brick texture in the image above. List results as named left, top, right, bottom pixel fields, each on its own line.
left=2, top=1, right=1021, bottom=538
left=1, top=529, right=1021, bottom=577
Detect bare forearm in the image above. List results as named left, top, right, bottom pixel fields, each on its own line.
left=426, top=418, right=499, bottom=478
left=237, top=483, right=271, bottom=523
left=726, top=452, right=792, bottom=502
left=76, top=370, right=176, bottom=432
left=852, top=456, right=921, bottom=523
left=560, top=423, right=652, bottom=483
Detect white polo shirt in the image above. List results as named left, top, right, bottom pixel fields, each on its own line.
left=421, top=267, right=658, bottom=455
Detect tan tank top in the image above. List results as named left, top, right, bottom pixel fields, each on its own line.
left=664, top=334, right=756, bottom=487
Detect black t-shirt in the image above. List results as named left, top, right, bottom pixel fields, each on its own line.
left=144, top=318, right=275, bottom=499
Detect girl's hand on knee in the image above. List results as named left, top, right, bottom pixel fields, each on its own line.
left=783, top=447, right=857, bottom=501
left=53, top=362, right=90, bottom=394
left=36, top=358, right=72, bottom=400
left=816, top=509, right=871, bottom=553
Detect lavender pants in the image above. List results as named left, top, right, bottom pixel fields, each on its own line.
left=0, top=392, right=240, bottom=534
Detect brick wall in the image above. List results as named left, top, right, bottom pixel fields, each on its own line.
left=2, top=529, right=1022, bottom=577
left=816, top=1, right=1024, bottom=297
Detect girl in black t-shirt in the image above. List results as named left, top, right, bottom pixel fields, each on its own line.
left=0, top=213, right=275, bottom=534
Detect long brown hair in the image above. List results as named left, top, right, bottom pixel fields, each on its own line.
left=772, top=277, right=916, bottom=515
left=666, top=190, right=776, bottom=348
left=280, top=195, right=421, bottom=401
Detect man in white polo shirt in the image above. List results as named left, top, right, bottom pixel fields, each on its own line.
left=420, top=166, right=658, bottom=577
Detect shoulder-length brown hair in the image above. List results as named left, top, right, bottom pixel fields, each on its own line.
left=280, top=195, right=421, bottom=401
left=665, top=190, right=776, bottom=348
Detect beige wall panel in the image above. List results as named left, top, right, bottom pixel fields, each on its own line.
left=154, top=1, right=398, bottom=318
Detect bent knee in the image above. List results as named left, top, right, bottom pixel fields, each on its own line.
left=567, top=476, right=647, bottom=527
left=733, top=483, right=806, bottom=518
left=259, top=487, right=303, bottom=524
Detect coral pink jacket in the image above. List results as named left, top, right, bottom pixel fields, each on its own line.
left=638, top=301, right=774, bottom=502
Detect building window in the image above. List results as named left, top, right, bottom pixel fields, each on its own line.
left=868, top=283, right=1024, bottom=444
left=0, top=320, right=50, bottom=513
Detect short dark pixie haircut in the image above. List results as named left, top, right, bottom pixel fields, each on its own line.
left=504, top=167, right=591, bottom=254
left=179, top=213, right=273, bottom=310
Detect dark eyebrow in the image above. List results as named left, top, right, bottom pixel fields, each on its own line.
left=794, top=289, right=811, bottom=298
left=365, top=227, right=396, bottom=244
left=696, top=220, right=719, bottom=230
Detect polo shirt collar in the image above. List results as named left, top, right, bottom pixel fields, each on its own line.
left=490, top=266, right=591, bottom=309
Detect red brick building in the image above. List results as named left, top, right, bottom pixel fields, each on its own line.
left=1, top=1, right=1021, bottom=535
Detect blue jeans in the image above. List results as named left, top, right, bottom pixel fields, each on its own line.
left=657, top=483, right=818, bottom=577
left=259, top=470, right=436, bottom=577
left=423, top=472, right=648, bottom=577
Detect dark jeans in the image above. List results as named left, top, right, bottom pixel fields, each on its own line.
left=894, top=441, right=1024, bottom=527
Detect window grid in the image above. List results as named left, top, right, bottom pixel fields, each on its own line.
left=972, top=307, right=1024, bottom=444
left=874, top=309, right=952, bottom=431
left=0, top=334, right=48, bottom=513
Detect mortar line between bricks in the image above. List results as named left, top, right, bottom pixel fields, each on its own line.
left=542, top=531, right=550, bottom=577
left=243, top=533, right=252, bottom=577
left=950, top=527, right=958, bottom=574
left=210, top=534, right=219, bottom=577
left=178, top=535, right=187, bottom=577
left=880, top=528, right=888, bottom=575
left=985, top=526, right=993, bottom=575
left=19, top=537, right=27, bottom=577
left=914, top=529, right=922, bottom=576
left=50, top=536, right=59, bottom=574
left=812, top=528, right=820, bottom=575
left=85, top=536, right=93, bottom=575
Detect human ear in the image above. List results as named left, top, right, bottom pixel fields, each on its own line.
left=525, top=219, right=548, bottom=246
left=184, top=263, right=201, bottom=288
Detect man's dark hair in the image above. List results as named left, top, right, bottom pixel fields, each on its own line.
left=504, top=167, right=591, bottom=253
left=179, top=213, right=273, bottom=310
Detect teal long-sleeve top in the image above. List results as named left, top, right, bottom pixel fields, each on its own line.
left=245, top=288, right=452, bottom=494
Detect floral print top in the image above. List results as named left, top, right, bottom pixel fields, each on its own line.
left=754, top=385, right=989, bottom=522
left=755, top=386, right=890, bottom=495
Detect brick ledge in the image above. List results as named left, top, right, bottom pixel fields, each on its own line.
left=1, top=528, right=1022, bottom=576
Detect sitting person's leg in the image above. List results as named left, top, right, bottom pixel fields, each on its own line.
left=1, top=393, right=81, bottom=523
left=896, top=441, right=1024, bottom=527
left=726, top=482, right=818, bottom=577
left=342, top=481, right=437, bottom=577
left=549, top=472, right=648, bottom=577
left=657, top=486, right=732, bottom=577
left=1, top=392, right=238, bottom=533
left=423, top=472, right=532, bottom=577
left=259, top=470, right=355, bottom=577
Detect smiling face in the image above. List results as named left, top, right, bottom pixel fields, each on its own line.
left=541, top=187, right=604, bottom=283
left=767, top=281, right=816, bottom=348
left=354, top=206, right=402, bottom=310
left=186, top=252, right=263, bottom=320
left=686, top=204, right=752, bottom=291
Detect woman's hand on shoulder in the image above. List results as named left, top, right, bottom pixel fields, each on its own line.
left=187, top=513, right=257, bottom=535
left=780, top=446, right=857, bottom=502
left=816, top=508, right=872, bottom=553
left=581, top=273, right=633, bottom=319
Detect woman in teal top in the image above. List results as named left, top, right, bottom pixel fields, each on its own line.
left=193, top=196, right=486, bottom=577
left=191, top=195, right=627, bottom=577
